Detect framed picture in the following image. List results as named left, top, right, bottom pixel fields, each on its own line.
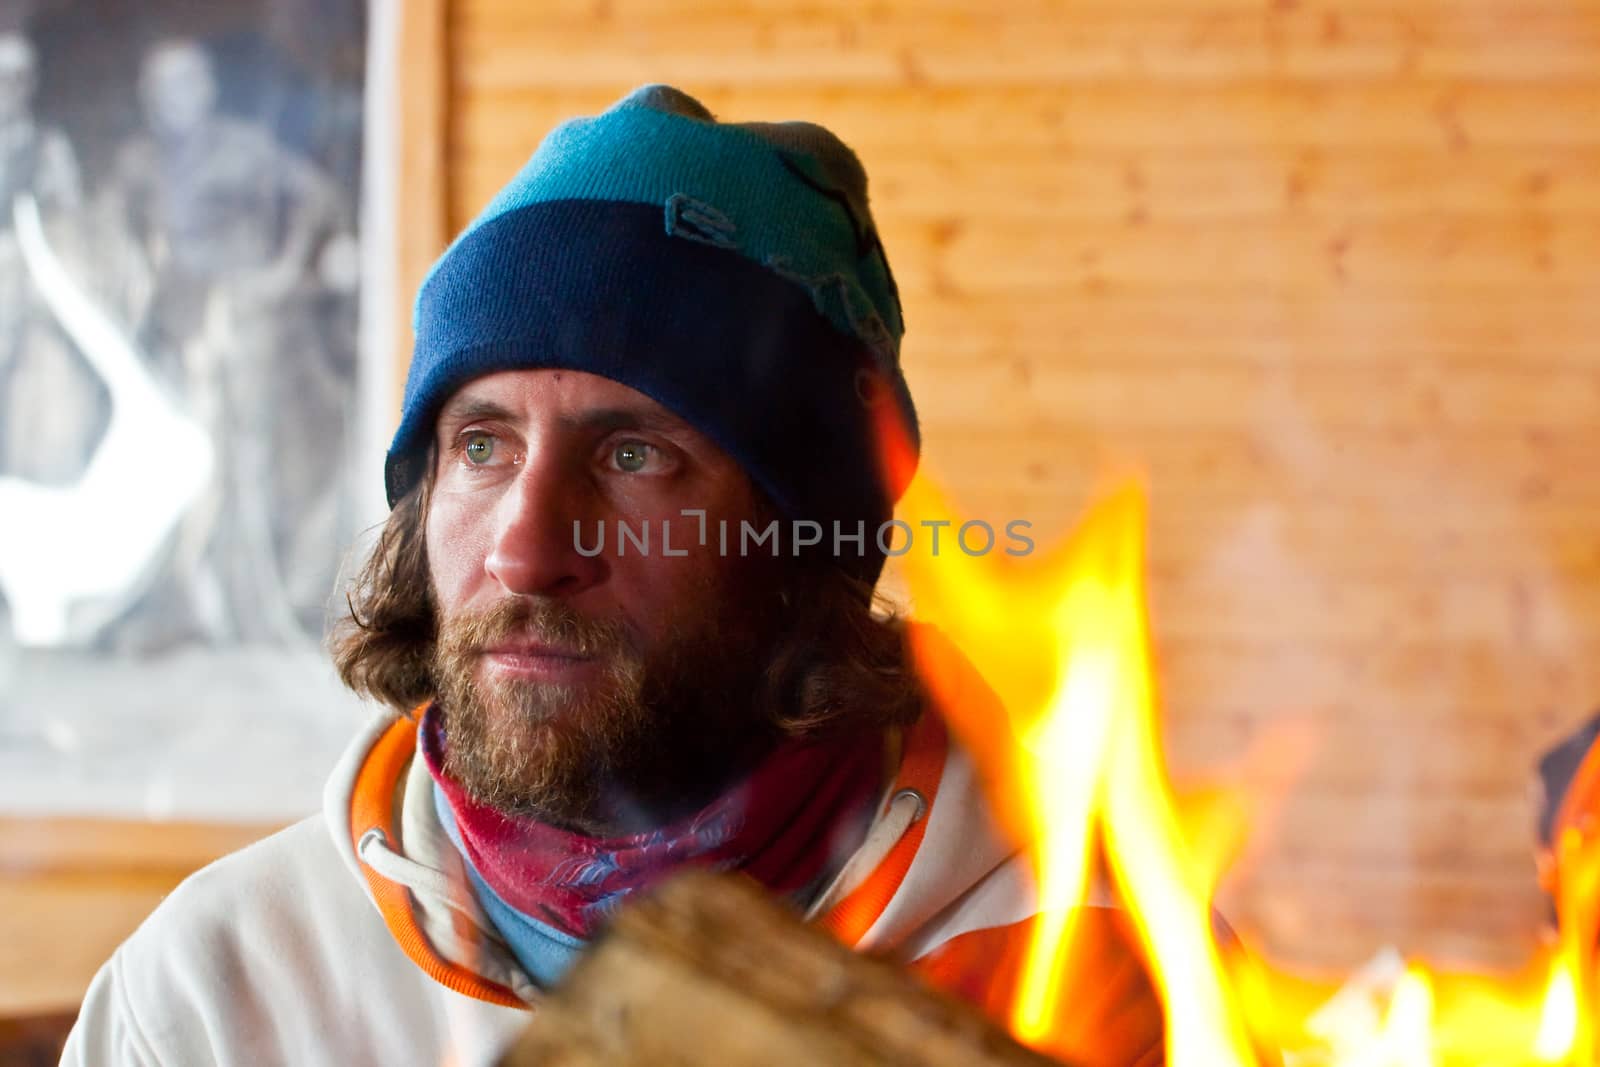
left=0, top=0, right=402, bottom=821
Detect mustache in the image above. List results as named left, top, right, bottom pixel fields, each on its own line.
left=436, top=598, right=632, bottom=659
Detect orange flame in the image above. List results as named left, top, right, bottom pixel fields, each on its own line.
left=875, top=406, right=1600, bottom=1067
left=891, top=468, right=1253, bottom=1064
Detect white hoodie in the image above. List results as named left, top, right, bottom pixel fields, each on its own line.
left=60, top=655, right=1161, bottom=1066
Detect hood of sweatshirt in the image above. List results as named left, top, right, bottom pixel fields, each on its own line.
left=321, top=623, right=1037, bottom=1007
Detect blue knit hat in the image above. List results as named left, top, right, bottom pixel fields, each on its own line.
left=387, top=84, right=919, bottom=583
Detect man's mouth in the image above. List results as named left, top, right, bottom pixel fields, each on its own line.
left=480, top=640, right=598, bottom=680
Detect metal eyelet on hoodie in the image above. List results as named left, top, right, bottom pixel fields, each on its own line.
left=892, top=787, right=927, bottom=823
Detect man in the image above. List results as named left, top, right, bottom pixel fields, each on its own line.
left=62, top=85, right=1161, bottom=1066
left=101, top=37, right=347, bottom=646
left=0, top=31, right=98, bottom=486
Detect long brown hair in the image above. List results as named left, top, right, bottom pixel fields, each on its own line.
left=329, top=478, right=436, bottom=714
left=329, top=474, right=925, bottom=737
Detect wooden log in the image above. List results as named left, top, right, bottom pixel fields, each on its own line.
left=496, top=869, right=1074, bottom=1067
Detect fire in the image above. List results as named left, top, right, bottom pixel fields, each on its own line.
left=1376, top=968, right=1436, bottom=1066
left=1536, top=961, right=1579, bottom=1062
left=879, top=430, right=1600, bottom=1066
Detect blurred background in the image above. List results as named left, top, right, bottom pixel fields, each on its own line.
left=0, top=0, right=378, bottom=1055
left=4, top=0, right=1600, bottom=1059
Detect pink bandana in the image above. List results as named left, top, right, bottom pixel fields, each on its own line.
left=421, top=704, right=886, bottom=939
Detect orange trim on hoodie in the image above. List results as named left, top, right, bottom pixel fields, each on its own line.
left=350, top=700, right=956, bottom=1006
left=348, top=708, right=524, bottom=1009
left=815, top=710, right=948, bottom=946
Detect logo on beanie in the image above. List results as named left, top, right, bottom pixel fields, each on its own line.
left=663, top=193, right=738, bottom=251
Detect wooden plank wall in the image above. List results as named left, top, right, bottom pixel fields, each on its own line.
left=445, top=0, right=1600, bottom=971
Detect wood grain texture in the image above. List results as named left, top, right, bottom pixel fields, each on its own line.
left=395, top=0, right=451, bottom=407
left=441, top=0, right=1600, bottom=976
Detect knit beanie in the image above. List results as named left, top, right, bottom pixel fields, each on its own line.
left=386, top=84, right=919, bottom=584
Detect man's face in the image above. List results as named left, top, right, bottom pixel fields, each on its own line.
left=140, top=45, right=216, bottom=139
left=0, top=39, right=36, bottom=125
left=425, top=369, right=784, bottom=832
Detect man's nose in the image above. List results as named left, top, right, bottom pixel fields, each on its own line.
left=483, top=455, right=606, bottom=599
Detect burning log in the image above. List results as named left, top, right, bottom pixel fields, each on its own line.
left=496, top=869, right=1076, bottom=1067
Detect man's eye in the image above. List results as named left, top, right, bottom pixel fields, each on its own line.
left=463, top=433, right=496, bottom=465
left=612, top=441, right=652, bottom=473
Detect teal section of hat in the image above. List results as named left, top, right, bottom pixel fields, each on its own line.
left=415, top=84, right=904, bottom=370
